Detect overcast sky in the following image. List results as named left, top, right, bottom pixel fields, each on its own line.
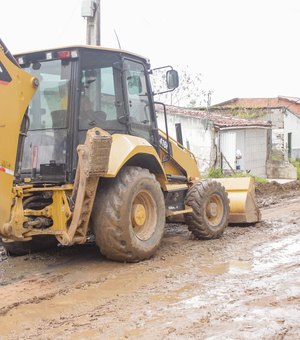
left=1, top=0, right=300, bottom=104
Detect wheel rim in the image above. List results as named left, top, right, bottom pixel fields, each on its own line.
left=131, top=190, right=157, bottom=241
left=205, top=194, right=224, bottom=227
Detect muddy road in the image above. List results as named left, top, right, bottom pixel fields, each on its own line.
left=0, top=181, right=300, bottom=339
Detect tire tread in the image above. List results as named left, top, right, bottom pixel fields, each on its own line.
left=184, top=180, right=229, bottom=239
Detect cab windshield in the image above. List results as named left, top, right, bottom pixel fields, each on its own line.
left=21, top=58, right=71, bottom=176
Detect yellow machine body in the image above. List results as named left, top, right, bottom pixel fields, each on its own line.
left=216, top=177, right=261, bottom=223
left=0, top=46, right=37, bottom=229
left=106, top=134, right=165, bottom=178
left=157, top=131, right=260, bottom=224
left=158, top=129, right=200, bottom=181
left=0, top=42, right=260, bottom=256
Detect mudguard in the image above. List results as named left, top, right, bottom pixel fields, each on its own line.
left=106, top=133, right=166, bottom=179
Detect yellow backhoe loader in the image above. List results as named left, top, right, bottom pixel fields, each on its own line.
left=0, top=39, right=260, bottom=261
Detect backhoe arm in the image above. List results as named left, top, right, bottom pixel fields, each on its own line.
left=0, top=39, right=38, bottom=229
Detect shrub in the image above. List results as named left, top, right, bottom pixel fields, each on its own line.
left=291, top=160, right=300, bottom=180
left=203, top=167, right=267, bottom=183
left=204, top=167, right=224, bottom=178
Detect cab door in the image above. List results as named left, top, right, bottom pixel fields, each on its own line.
left=123, top=59, right=155, bottom=143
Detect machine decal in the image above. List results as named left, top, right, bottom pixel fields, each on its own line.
left=0, top=61, right=12, bottom=85
left=0, top=160, right=13, bottom=175
left=0, top=165, right=14, bottom=176
left=159, top=135, right=173, bottom=156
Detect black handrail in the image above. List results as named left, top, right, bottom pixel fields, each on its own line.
left=155, top=101, right=171, bottom=163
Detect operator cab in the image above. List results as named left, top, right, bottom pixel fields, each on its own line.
left=15, top=46, right=168, bottom=184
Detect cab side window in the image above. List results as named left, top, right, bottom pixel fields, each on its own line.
left=79, top=67, right=117, bottom=129
left=125, top=60, right=151, bottom=125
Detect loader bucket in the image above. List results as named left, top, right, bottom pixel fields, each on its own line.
left=215, top=177, right=261, bottom=224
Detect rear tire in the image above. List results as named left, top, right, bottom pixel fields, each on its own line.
left=90, top=166, right=165, bottom=262
left=184, top=180, right=229, bottom=239
left=0, top=236, right=58, bottom=256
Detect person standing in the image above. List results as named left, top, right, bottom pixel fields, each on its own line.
left=236, top=149, right=242, bottom=170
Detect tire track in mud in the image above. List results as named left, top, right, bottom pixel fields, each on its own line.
left=0, top=276, right=108, bottom=317
left=0, top=198, right=300, bottom=339
left=31, top=218, right=299, bottom=340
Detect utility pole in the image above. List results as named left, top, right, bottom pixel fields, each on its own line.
left=81, top=0, right=101, bottom=46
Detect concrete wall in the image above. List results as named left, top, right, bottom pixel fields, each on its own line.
left=266, top=108, right=284, bottom=129
left=157, top=113, right=215, bottom=173
left=266, top=160, right=297, bottom=179
left=157, top=112, right=269, bottom=177
left=262, top=108, right=300, bottom=160
left=284, top=110, right=300, bottom=160
left=243, top=128, right=268, bottom=176
left=220, top=128, right=268, bottom=177
left=261, top=108, right=284, bottom=157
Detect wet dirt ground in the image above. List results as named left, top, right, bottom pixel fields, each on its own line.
left=0, top=181, right=300, bottom=339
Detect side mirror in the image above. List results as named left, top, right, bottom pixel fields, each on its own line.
left=166, top=70, right=179, bottom=89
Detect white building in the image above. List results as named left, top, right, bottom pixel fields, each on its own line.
left=156, top=105, right=271, bottom=177
left=215, top=96, right=300, bottom=161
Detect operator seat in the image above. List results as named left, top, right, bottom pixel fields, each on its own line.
left=79, top=95, right=106, bottom=129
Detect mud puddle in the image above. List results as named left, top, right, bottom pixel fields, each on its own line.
left=0, top=196, right=299, bottom=339
left=0, top=243, right=102, bottom=286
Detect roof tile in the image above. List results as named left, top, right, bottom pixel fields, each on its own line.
left=157, top=104, right=271, bottom=128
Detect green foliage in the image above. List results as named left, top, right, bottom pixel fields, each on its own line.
left=151, top=65, right=212, bottom=108
left=271, top=154, right=284, bottom=161
left=253, top=176, right=268, bottom=183
left=204, top=167, right=222, bottom=178
left=230, top=107, right=262, bottom=119
left=204, top=167, right=224, bottom=178
left=203, top=167, right=267, bottom=183
left=290, top=159, right=300, bottom=180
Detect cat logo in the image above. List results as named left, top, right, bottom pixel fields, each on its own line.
left=159, top=135, right=173, bottom=156
left=0, top=61, right=12, bottom=85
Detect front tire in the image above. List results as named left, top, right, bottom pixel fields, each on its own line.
left=184, top=180, right=229, bottom=239
left=90, top=166, right=165, bottom=262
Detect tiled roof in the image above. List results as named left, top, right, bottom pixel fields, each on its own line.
left=214, top=96, right=300, bottom=117
left=157, top=105, right=271, bottom=128
left=214, top=97, right=281, bottom=107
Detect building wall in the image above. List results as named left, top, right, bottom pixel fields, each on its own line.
left=263, top=108, right=300, bottom=160
left=157, top=112, right=268, bottom=177
left=237, top=107, right=300, bottom=160
left=220, top=128, right=267, bottom=177
left=284, top=110, right=300, bottom=159
left=243, top=128, right=267, bottom=176
left=266, top=108, right=283, bottom=129
left=263, top=108, right=284, bottom=156
left=220, top=132, right=236, bottom=171
left=157, top=113, right=215, bottom=173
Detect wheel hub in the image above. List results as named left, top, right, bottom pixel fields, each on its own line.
left=132, top=203, right=146, bottom=227
left=206, top=202, right=218, bottom=218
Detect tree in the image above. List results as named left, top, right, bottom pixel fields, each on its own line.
left=151, top=65, right=213, bottom=108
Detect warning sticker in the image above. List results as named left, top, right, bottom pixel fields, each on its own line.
left=0, top=166, right=14, bottom=176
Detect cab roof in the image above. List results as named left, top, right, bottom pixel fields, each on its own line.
left=15, top=45, right=150, bottom=65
